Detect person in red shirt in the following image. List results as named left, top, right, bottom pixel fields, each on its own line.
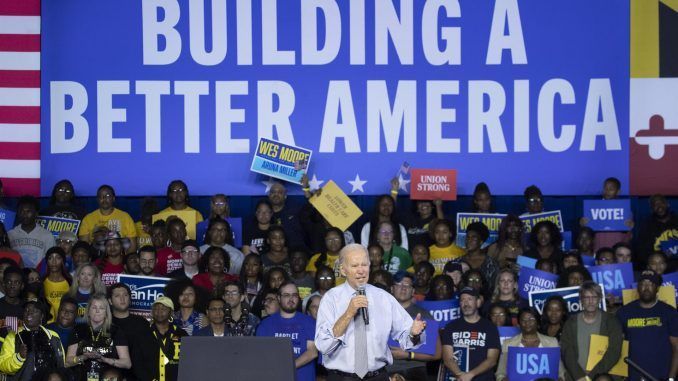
left=155, top=218, right=186, bottom=276
left=95, top=232, right=129, bottom=286
left=193, top=247, right=238, bottom=294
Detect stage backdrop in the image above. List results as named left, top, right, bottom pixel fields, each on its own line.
left=40, top=0, right=630, bottom=196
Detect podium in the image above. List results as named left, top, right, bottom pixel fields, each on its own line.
left=178, top=336, right=297, bottom=381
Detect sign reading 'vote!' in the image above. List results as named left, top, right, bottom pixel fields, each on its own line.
left=410, top=169, right=457, bottom=200
left=583, top=199, right=632, bottom=231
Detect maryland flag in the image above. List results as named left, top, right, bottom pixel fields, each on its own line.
left=630, top=0, right=678, bottom=195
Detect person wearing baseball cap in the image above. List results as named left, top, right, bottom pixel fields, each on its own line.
left=616, top=270, right=678, bottom=381
left=150, top=295, right=187, bottom=381
left=440, top=286, right=500, bottom=380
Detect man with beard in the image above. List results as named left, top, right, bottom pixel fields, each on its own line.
left=441, top=287, right=500, bottom=381
left=617, top=270, right=678, bottom=381
left=138, top=246, right=159, bottom=277
left=109, top=283, right=155, bottom=381
left=256, top=282, right=318, bottom=381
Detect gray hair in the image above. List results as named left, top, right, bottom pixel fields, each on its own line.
left=338, top=244, right=370, bottom=267
left=579, top=280, right=603, bottom=300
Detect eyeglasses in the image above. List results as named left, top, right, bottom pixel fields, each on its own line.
left=213, top=202, right=227, bottom=206
left=56, top=188, right=72, bottom=193
left=318, top=276, right=333, bottom=281
left=394, top=283, right=413, bottom=289
left=170, top=188, right=185, bottom=193
left=325, top=237, right=341, bottom=242
left=182, top=250, right=199, bottom=255
left=490, top=312, right=506, bottom=317
left=281, top=293, right=299, bottom=299
left=57, top=239, right=75, bottom=244
left=223, top=291, right=240, bottom=296
left=528, top=197, right=542, bottom=203
left=467, top=277, right=481, bottom=282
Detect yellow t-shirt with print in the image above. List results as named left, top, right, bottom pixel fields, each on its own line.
left=306, top=253, right=345, bottom=285
left=135, top=221, right=152, bottom=247
left=429, top=244, right=465, bottom=275
left=79, top=208, right=137, bottom=241
left=43, top=278, right=70, bottom=323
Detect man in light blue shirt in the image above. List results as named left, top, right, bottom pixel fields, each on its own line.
left=315, top=244, right=426, bottom=380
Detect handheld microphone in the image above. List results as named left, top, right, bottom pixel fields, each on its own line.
left=357, top=285, right=369, bottom=325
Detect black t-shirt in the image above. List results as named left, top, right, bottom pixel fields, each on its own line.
left=402, top=214, right=435, bottom=248
left=243, top=222, right=269, bottom=254
left=40, top=204, right=87, bottom=221
left=441, top=317, right=500, bottom=381
left=69, top=323, right=128, bottom=380
left=0, top=298, right=24, bottom=325
left=113, top=314, right=156, bottom=381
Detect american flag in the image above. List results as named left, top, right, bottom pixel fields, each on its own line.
left=0, top=0, right=41, bottom=197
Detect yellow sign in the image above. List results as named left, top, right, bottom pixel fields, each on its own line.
left=586, top=334, right=628, bottom=377
left=622, top=285, right=676, bottom=308
left=152, top=210, right=198, bottom=239
left=309, top=180, right=363, bottom=232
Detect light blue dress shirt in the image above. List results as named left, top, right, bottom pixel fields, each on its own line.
left=315, top=282, right=425, bottom=373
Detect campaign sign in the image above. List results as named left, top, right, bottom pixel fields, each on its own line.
left=520, top=211, right=564, bottom=233
left=415, top=299, right=460, bottom=326
left=117, top=274, right=170, bottom=319
left=410, top=169, right=457, bottom=200
left=581, top=254, right=596, bottom=267
left=195, top=217, right=243, bottom=247
left=388, top=319, right=438, bottom=356
left=588, top=263, right=634, bottom=297
left=439, top=344, right=469, bottom=380
left=455, top=213, right=506, bottom=248
left=583, top=199, right=632, bottom=231
left=507, top=347, right=560, bottom=381
left=518, top=267, right=558, bottom=300
left=36, top=216, right=81, bottom=237
left=659, top=272, right=678, bottom=306
left=517, top=255, right=537, bottom=269
left=529, top=285, right=606, bottom=314
left=660, top=238, right=678, bottom=258
left=250, top=138, right=312, bottom=184
left=0, top=209, right=15, bottom=229
left=498, top=326, right=520, bottom=345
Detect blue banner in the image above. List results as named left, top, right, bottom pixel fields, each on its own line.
left=659, top=272, right=678, bottom=306
left=415, top=299, right=460, bottom=326
left=520, top=211, right=564, bottom=232
left=117, top=274, right=170, bottom=319
left=517, top=255, right=537, bottom=269
left=388, top=319, right=438, bottom=356
left=518, top=267, right=558, bottom=300
left=661, top=238, right=678, bottom=258
left=195, top=217, right=243, bottom=247
left=440, top=344, right=469, bottom=380
left=455, top=212, right=505, bottom=248
left=40, top=1, right=629, bottom=196
left=581, top=254, right=596, bottom=267
left=583, top=199, right=632, bottom=231
left=588, top=263, right=634, bottom=297
left=529, top=285, right=606, bottom=314
left=498, top=326, right=520, bottom=346
left=0, top=209, right=15, bottom=230
left=36, top=216, right=81, bottom=237
left=507, top=346, right=560, bottom=380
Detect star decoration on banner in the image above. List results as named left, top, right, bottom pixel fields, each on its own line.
left=308, top=174, right=325, bottom=191
left=398, top=174, right=411, bottom=192
left=261, top=178, right=277, bottom=194
left=348, top=174, right=367, bottom=193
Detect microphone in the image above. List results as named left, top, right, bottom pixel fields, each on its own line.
left=357, top=285, right=369, bottom=325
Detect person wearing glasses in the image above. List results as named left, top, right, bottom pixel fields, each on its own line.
left=194, top=297, right=228, bottom=337
left=168, top=240, right=201, bottom=280
left=257, top=282, right=318, bottom=381
left=523, top=185, right=545, bottom=215
left=218, top=281, right=259, bottom=336
left=41, top=179, right=86, bottom=220
left=495, top=308, right=565, bottom=381
left=159, top=180, right=204, bottom=224
left=137, top=245, right=158, bottom=277
left=79, top=185, right=137, bottom=253
left=560, top=281, right=623, bottom=381
left=200, top=218, right=244, bottom=275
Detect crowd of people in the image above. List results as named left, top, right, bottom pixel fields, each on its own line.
left=0, top=176, right=676, bottom=381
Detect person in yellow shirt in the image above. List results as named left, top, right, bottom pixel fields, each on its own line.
left=159, top=180, right=204, bottom=224
left=306, top=227, right=345, bottom=285
left=79, top=185, right=137, bottom=253
left=42, top=247, right=71, bottom=323
left=428, top=219, right=464, bottom=275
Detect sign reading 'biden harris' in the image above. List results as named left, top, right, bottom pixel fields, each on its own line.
left=42, top=0, right=629, bottom=196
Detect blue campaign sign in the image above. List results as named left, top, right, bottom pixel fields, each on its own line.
left=195, top=217, right=243, bottom=247
left=415, top=299, right=460, bottom=326
left=117, top=274, right=170, bottom=318
left=388, top=319, right=438, bottom=356
left=520, top=211, right=564, bottom=233
left=583, top=199, right=632, bottom=231
left=588, top=262, right=634, bottom=297
left=507, top=346, right=560, bottom=380
left=456, top=213, right=506, bottom=248
left=581, top=254, right=596, bottom=267
left=0, top=209, right=15, bottom=229
left=36, top=216, right=81, bottom=237
left=518, top=267, right=558, bottom=300
left=498, top=326, right=520, bottom=345
left=250, top=138, right=312, bottom=184
left=40, top=1, right=629, bottom=196
left=660, top=238, right=678, bottom=258
left=517, top=255, right=537, bottom=269
left=529, top=285, right=607, bottom=314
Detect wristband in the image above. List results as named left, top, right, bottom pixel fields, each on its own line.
left=390, top=190, right=398, bottom=194
left=302, top=187, right=310, bottom=192
left=409, top=351, right=415, bottom=360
